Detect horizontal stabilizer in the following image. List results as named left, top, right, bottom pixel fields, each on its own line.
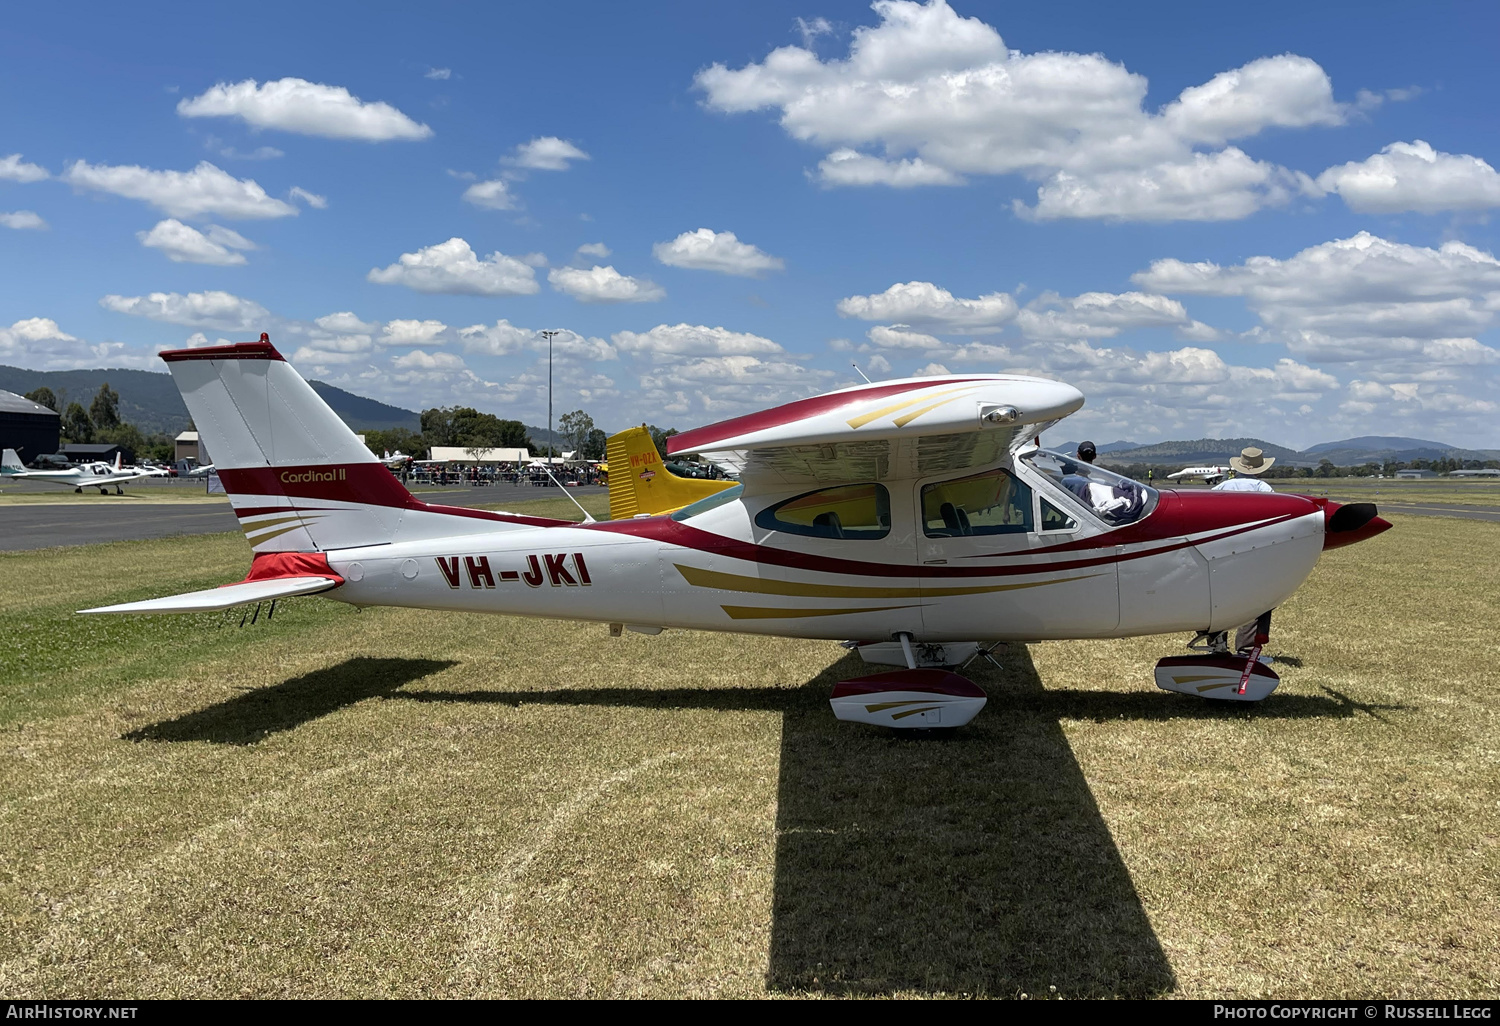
left=79, top=575, right=339, bottom=615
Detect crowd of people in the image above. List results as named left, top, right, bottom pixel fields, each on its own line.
left=399, top=462, right=603, bottom=488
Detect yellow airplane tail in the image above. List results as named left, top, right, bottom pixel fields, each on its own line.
left=605, top=426, right=736, bottom=519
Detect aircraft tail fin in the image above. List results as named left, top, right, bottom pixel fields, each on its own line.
left=159, top=334, right=414, bottom=553
left=1, top=449, right=23, bottom=473
left=605, top=426, right=736, bottom=520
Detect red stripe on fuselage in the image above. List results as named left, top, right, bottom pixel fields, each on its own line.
left=667, top=377, right=997, bottom=454
left=583, top=506, right=1313, bottom=580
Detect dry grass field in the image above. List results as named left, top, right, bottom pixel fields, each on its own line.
left=0, top=497, right=1496, bottom=999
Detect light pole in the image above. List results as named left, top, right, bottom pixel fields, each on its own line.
left=540, top=330, right=560, bottom=459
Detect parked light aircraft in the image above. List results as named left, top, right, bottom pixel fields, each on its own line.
left=81, top=336, right=1391, bottom=728
left=2, top=448, right=155, bottom=494
left=1167, top=465, right=1231, bottom=485
left=381, top=450, right=412, bottom=469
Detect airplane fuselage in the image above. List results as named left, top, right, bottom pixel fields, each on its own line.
left=310, top=472, right=1329, bottom=644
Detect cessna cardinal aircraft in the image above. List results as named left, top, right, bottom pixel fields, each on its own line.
left=2, top=449, right=154, bottom=494
left=81, top=335, right=1391, bottom=728
left=1167, top=465, right=1232, bottom=485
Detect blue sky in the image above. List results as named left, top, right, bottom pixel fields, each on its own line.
left=2, top=0, right=1498, bottom=448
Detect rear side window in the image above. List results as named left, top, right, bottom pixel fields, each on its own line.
left=754, top=483, right=891, bottom=540
left=921, top=468, right=1034, bottom=537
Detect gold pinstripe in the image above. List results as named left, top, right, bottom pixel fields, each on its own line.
left=720, top=603, right=920, bottom=620
left=677, top=563, right=1105, bottom=599
left=844, top=386, right=975, bottom=429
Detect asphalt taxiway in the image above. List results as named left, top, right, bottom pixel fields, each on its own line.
left=0, top=482, right=607, bottom=552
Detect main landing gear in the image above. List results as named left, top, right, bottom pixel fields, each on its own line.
left=830, top=632, right=988, bottom=729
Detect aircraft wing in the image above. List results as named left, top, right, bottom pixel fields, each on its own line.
left=79, top=575, right=339, bottom=614
left=667, top=374, right=1083, bottom=490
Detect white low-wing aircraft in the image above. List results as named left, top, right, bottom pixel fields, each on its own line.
left=1167, top=465, right=1232, bottom=485
left=81, top=336, right=1391, bottom=727
left=2, top=448, right=155, bottom=494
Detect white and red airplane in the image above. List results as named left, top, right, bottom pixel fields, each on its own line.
left=1167, top=464, right=1232, bottom=485
left=82, top=335, right=1391, bottom=728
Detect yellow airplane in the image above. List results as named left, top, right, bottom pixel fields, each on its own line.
left=604, top=425, right=736, bottom=519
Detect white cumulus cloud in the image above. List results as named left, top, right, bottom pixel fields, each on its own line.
left=612, top=323, right=784, bottom=358
left=696, top=1, right=1345, bottom=220
left=62, top=160, right=297, bottom=220
left=462, top=179, right=518, bottom=210
left=177, top=78, right=433, bottom=141
left=1317, top=140, right=1500, bottom=214
left=1135, top=231, right=1500, bottom=364
left=506, top=137, right=589, bottom=171
left=10, top=317, right=76, bottom=342
left=314, top=311, right=378, bottom=333
left=548, top=265, right=664, bottom=303
left=1, top=211, right=47, bottom=230
left=99, top=290, right=271, bottom=330
left=816, top=149, right=963, bottom=187
left=379, top=319, right=449, bottom=347
left=367, top=238, right=540, bottom=296
left=288, top=186, right=327, bottom=209
left=837, top=280, right=1017, bottom=333
left=137, top=219, right=255, bottom=265
left=1016, top=291, right=1217, bottom=340
left=653, top=229, right=785, bottom=276
left=0, top=154, right=49, bottom=183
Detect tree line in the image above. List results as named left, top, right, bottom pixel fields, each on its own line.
left=23, top=385, right=689, bottom=470
left=362, top=407, right=681, bottom=464
left=24, top=384, right=177, bottom=462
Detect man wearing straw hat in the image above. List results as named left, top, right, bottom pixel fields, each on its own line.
left=1212, top=446, right=1277, bottom=655
left=1213, top=446, right=1275, bottom=493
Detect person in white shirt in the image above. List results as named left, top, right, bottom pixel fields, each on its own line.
left=1213, top=447, right=1275, bottom=493
left=1212, top=446, right=1276, bottom=653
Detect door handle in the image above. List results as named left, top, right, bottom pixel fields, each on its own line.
left=923, top=558, right=948, bottom=564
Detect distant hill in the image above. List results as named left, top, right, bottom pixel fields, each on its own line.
left=1303, top=435, right=1452, bottom=454
left=0, top=365, right=423, bottom=436
left=0, top=365, right=189, bottom=435
left=306, top=381, right=419, bottom=432
left=1052, top=440, right=1143, bottom=455
left=1100, top=438, right=1302, bottom=465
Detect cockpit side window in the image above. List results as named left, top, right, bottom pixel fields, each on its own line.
left=920, top=468, right=1033, bottom=538
left=1039, top=496, right=1078, bottom=532
left=753, top=483, right=891, bottom=540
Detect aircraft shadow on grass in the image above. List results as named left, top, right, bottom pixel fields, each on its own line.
left=123, top=656, right=457, bottom=746
left=395, top=648, right=1404, bottom=998
left=126, top=647, right=1407, bottom=997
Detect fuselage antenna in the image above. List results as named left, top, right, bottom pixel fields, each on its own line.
left=851, top=361, right=872, bottom=384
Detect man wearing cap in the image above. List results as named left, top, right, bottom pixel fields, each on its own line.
left=1213, top=447, right=1275, bottom=493
left=1077, top=440, right=1097, bottom=465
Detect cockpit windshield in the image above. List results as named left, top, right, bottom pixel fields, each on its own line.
left=1022, top=449, right=1159, bottom=527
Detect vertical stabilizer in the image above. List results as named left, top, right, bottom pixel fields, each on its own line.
left=605, top=425, right=736, bottom=519
left=160, top=336, right=410, bottom=552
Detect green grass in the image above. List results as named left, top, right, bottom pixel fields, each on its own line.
left=0, top=504, right=1496, bottom=998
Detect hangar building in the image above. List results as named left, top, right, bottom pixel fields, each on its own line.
left=0, top=389, right=61, bottom=463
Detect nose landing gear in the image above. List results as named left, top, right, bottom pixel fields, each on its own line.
left=1158, top=611, right=1279, bottom=701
